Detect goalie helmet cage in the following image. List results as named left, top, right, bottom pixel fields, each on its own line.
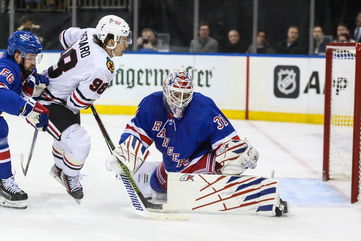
left=323, top=42, right=361, bottom=203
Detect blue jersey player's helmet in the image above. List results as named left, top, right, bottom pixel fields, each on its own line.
left=162, top=70, right=193, bottom=119
left=7, top=31, right=42, bottom=56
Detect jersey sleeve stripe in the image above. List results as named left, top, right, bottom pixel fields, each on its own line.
left=69, top=97, right=87, bottom=109
left=42, top=89, right=67, bottom=105
left=60, top=29, right=69, bottom=49
left=71, top=92, right=92, bottom=107
left=76, top=88, right=94, bottom=102
left=69, top=97, right=83, bottom=108
left=124, top=124, right=153, bottom=147
left=0, top=83, right=9, bottom=89
left=127, top=122, right=152, bottom=139
left=0, top=149, right=10, bottom=160
left=212, top=131, right=239, bottom=150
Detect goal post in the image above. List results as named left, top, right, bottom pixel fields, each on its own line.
left=323, top=42, right=361, bottom=203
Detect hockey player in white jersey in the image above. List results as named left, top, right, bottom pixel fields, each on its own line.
left=39, top=15, right=131, bottom=202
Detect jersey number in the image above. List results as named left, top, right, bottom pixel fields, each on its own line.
left=89, top=78, right=108, bottom=94
left=213, top=115, right=229, bottom=130
left=48, top=49, right=78, bottom=78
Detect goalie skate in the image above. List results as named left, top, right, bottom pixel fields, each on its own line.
left=0, top=176, right=28, bottom=209
left=50, top=165, right=83, bottom=204
left=275, top=198, right=288, bottom=217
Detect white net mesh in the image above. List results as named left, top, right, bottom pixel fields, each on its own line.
left=329, top=48, right=356, bottom=182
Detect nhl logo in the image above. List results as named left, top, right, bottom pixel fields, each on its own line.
left=274, top=65, right=300, bottom=98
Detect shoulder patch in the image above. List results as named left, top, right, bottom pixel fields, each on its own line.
left=106, top=57, right=114, bottom=73
left=0, top=68, right=15, bottom=84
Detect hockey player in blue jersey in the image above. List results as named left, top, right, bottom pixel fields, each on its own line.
left=0, top=31, right=49, bottom=209
left=106, top=69, right=259, bottom=194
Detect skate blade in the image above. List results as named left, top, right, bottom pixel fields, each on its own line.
left=50, top=169, right=63, bottom=186
left=0, top=196, right=27, bottom=209
left=50, top=170, right=82, bottom=205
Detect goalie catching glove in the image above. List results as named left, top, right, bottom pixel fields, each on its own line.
left=105, top=135, right=150, bottom=175
left=215, top=138, right=259, bottom=175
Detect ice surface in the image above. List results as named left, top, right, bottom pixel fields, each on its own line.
left=1, top=114, right=360, bottom=241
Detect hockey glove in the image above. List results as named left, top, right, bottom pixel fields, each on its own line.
left=23, top=73, right=49, bottom=97
left=105, top=135, right=150, bottom=175
left=215, top=138, right=259, bottom=175
left=20, top=98, right=49, bottom=131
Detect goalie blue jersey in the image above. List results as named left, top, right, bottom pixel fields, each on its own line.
left=0, top=52, right=26, bottom=115
left=119, top=91, right=238, bottom=173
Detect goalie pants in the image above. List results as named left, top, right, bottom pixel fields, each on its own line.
left=150, top=152, right=222, bottom=193
left=0, top=117, right=11, bottom=179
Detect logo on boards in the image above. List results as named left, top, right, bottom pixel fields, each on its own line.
left=274, top=65, right=300, bottom=98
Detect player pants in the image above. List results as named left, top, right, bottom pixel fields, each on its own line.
left=44, top=103, right=90, bottom=177
left=0, top=117, right=11, bottom=179
left=150, top=152, right=222, bottom=193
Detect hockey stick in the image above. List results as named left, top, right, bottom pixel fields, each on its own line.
left=90, top=105, right=187, bottom=221
left=21, top=129, right=38, bottom=176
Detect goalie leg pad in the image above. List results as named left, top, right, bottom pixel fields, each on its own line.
left=134, top=161, right=159, bottom=197
left=166, top=172, right=284, bottom=216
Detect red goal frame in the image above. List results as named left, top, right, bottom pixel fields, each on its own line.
left=323, top=42, right=361, bottom=203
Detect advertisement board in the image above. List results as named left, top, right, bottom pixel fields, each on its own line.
left=24, top=51, right=327, bottom=123
left=249, top=56, right=325, bottom=123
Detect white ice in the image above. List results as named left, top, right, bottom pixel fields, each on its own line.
left=1, top=113, right=360, bottom=241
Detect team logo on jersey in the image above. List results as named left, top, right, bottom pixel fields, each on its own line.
left=106, top=57, right=114, bottom=73
left=274, top=65, right=300, bottom=98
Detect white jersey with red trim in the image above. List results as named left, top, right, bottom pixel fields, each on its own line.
left=43, top=27, right=115, bottom=113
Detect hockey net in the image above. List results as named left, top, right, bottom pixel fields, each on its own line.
left=323, top=43, right=361, bottom=203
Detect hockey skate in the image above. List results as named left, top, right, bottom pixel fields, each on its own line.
left=50, top=165, right=83, bottom=204
left=0, top=176, right=28, bottom=209
left=275, top=198, right=288, bottom=217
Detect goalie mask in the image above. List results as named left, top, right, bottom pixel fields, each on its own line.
left=96, top=15, right=132, bottom=48
left=162, top=70, right=193, bottom=119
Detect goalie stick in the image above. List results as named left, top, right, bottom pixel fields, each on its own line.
left=21, top=129, right=38, bottom=176
left=90, top=105, right=187, bottom=221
